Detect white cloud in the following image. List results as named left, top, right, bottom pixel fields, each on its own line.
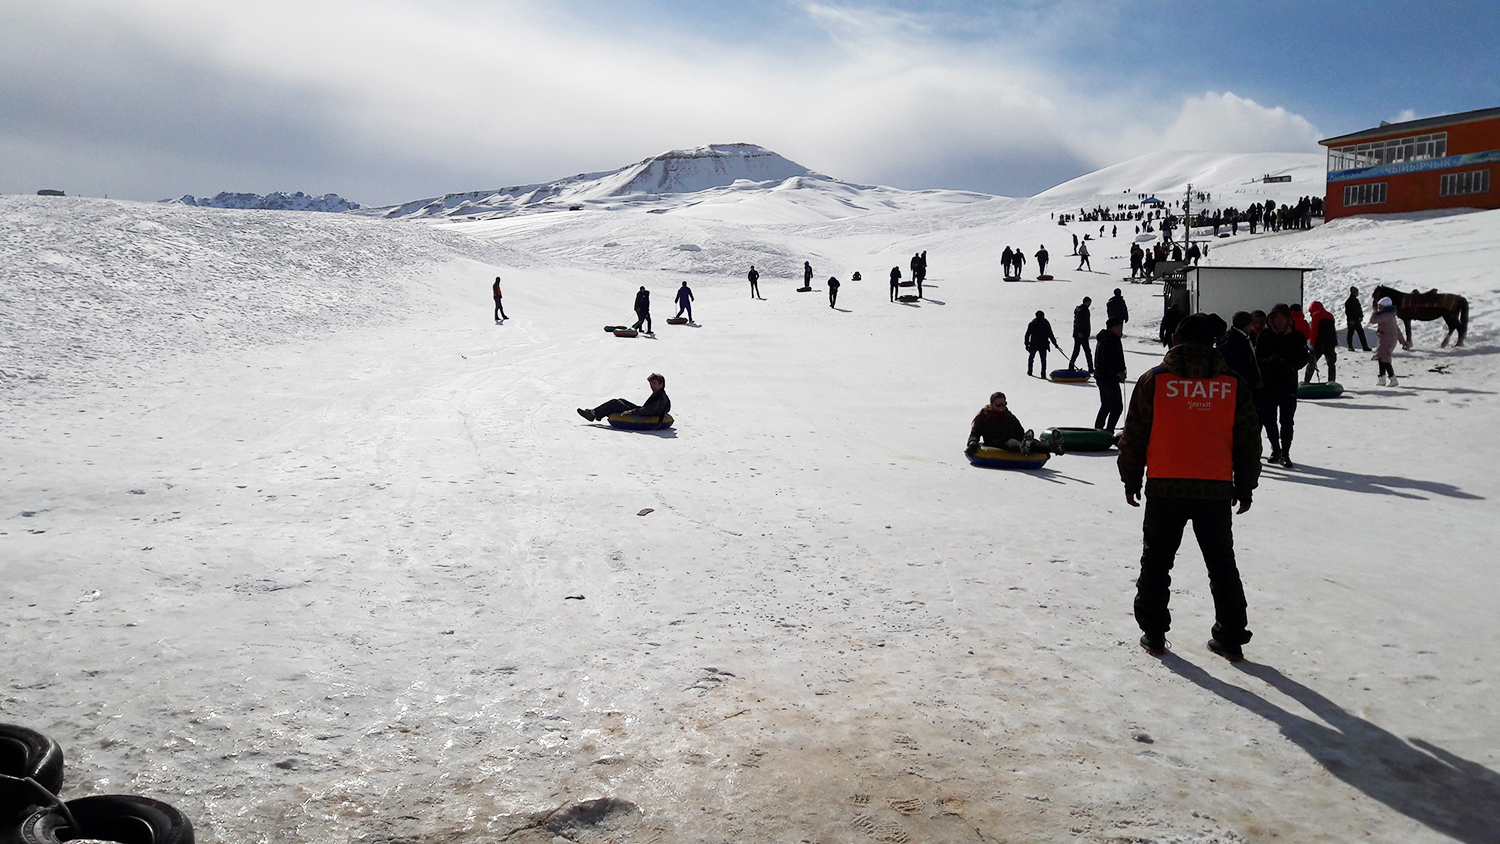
left=0, top=1, right=1328, bottom=201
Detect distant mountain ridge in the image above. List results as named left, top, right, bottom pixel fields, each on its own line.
left=162, top=191, right=362, bottom=212
left=358, top=143, right=831, bottom=221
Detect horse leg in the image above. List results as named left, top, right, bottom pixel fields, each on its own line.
left=1401, top=317, right=1413, bottom=350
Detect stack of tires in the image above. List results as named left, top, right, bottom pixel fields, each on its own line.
left=1, top=723, right=193, bottom=843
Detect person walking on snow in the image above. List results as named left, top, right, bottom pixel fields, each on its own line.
left=492, top=276, right=508, bottom=322
left=1119, top=313, right=1262, bottom=662
left=632, top=286, right=653, bottom=334
left=674, top=281, right=694, bottom=322
left=803, top=261, right=813, bottom=290
left=827, top=276, right=841, bottom=308
left=1076, top=241, right=1092, bottom=272
left=1107, top=288, right=1129, bottom=325
left=1370, top=296, right=1401, bottom=386
left=578, top=372, right=671, bottom=423
left=1025, top=310, right=1063, bottom=377
left=1001, top=246, right=1014, bottom=279
left=1255, top=303, right=1310, bottom=467
left=1069, top=297, right=1095, bottom=372
left=1344, top=286, right=1371, bottom=351
left=889, top=266, right=902, bottom=302
left=1094, top=318, right=1127, bottom=432
left=1012, top=248, right=1026, bottom=277
left=748, top=265, right=762, bottom=299
left=1035, top=245, right=1049, bottom=277
left=1303, top=301, right=1338, bottom=384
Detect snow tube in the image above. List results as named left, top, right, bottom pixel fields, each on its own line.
left=1037, top=274, right=1054, bottom=281
left=612, top=329, right=639, bottom=338
left=603, top=325, right=628, bottom=332
left=1049, top=368, right=1092, bottom=383
left=897, top=281, right=915, bottom=287
left=967, top=446, right=1049, bottom=470
left=606, top=413, right=674, bottom=431
left=1039, top=426, right=1116, bottom=451
left=0, top=724, right=64, bottom=794
left=666, top=317, right=689, bottom=325
left=897, top=295, right=920, bottom=302
left=1298, top=382, right=1344, bottom=399
left=16, top=794, right=194, bottom=844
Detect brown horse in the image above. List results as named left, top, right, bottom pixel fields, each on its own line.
left=1372, top=285, right=1469, bottom=348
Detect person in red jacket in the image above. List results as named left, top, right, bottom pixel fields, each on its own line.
left=1303, top=301, right=1339, bottom=384
left=1289, top=303, right=1313, bottom=343
left=1118, top=313, right=1262, bottom=662
left=492, top=276, right=508, bottom=322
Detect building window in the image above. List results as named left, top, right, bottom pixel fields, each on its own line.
left=1343, top=182, right=1388, bottom=206
left=1329, top=132, right=1447, bottom=172
left=1440, top=169, right=1491, bottom=196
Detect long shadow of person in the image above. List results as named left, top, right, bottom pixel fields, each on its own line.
left=1164, top=655, right=1500, bottom=842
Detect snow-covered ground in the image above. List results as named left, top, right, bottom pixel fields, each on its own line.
left=2, top=149, right=1497, bottom=844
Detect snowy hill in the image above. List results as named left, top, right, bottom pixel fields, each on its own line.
left=4, top=150, right=1499, bottom=844
left=1037, top=149, right=1325, bottom=210
left=162, top=190, right=362, bottom=212
left=358, top=142, right=996, bottom=223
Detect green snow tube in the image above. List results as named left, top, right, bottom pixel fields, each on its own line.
left=1298, top=382, right=1344, bottom=399
left=1039, top=427, right=1117, bottom=451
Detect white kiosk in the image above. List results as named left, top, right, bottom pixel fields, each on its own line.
left=1183, top=266, right=1315, bottom=322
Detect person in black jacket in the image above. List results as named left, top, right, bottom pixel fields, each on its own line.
left=1159, top=303, right=1185, bottom=347
left=1093, top=318, right=1127, bottom=432
left=1344, top=285, right=1371, bottom=351
left=1068, top=297, right=1095, bottom=371
left=966, top=392, right=1063, bottom=456
left=1255, top=303, right=1310, bottom=467
left=631, top=286, right=652, bottom=333
left=1107, top=288, right=1129, bottom=325
left=803, top=261, right=813, bottom=290
left=1035, top=245, right=1049, bottom=277
left=674, top=281, right=694, bottom=322
left=578, top=373, right=671, bottom=422
left=748, top=265, right=762, bottom=299
left=827, top=276, right=841, bottom=308
left=1024, top=310, right=1062, bottom=377
left=1216, top=311, right=1262, bottom=388
left=1001, top=246, right=1014, bottom=279
left=889, top=266, right=902, bottom=301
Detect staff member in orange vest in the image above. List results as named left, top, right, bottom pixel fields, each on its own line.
left=1118, top=313, right=1262, bottom=662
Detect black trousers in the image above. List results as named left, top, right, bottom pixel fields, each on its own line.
left=493, top=296, right=507, bottom=320
left=1346, top=324, right=1370, bottom=351
left=1027, top=348, right=1048, bottom=376
left=1094, top=377, right=1122, bottom=431
left=592, top=398, right=638, bottom=418
left=1068, top=336, right=1094, bottom=371
left=1261, top=393, right=1297, bottom=452
left=829, top=288, right=839, bottom=307
left=633, top=310, right=652, bottom=333
left=1134, top=496, right=1248, bottom=641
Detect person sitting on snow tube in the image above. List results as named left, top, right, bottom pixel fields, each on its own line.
left=578, top=372, right=671, bottom=423
left=965, top=391, right=1064, bottom=457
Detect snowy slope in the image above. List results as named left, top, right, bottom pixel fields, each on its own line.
left=1038, top=149, right=1325, bottom=210
left=358, top=142, right=997, bottom=223
left=163, top=191, right=362, bottom=212
left=3, top=152, right=1498, bottom=844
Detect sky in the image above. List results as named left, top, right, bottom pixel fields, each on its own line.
left=3, top=0, right=1497, bottom=205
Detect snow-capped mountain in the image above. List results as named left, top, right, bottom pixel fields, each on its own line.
left=358, top=142, right=995, bottom=223
left=162, top=191, right=362, bottom=212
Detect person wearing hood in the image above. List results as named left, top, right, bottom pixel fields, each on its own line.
left=1093, top=318, right=1128, bottom=432
left=1289, top=303, right=1313, bottom=343
left=1024, top=310, right=1063, bottom=377
left=1118, top=313, right=1261, bottom=662
left=1255, top=303, right=1310, bottom=467
left=1370, top=296, right=1402, bottom=386
left=1303, top=301, right=1338, bottom=384
left=966, top=392, right=1064, bottom=457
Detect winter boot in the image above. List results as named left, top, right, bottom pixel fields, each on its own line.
left=1377, top=374, right=1387, bottom=386
left=1388, top=375, right=1399, bottom=387
left=1207, top=637, right=1244, bottom=662
left=1279, top=447, right=1294, bottom=469
left=1140, top=633, right=1167, bottom=656
left=576, top=408, right=594, bottom=421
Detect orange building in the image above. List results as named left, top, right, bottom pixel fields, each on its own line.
left=1319, top=106, right=1500, bottom=220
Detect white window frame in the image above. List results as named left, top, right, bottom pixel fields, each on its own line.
left=1440, top=169, right=1490, bottom=196
left=1343, top=182, right=1388, bottom=206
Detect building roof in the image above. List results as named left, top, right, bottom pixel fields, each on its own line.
left=1319, top=106, right=1500, bottom=147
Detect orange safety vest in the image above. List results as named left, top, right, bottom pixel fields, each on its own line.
left=1145, top=372, right=1236, bottom=481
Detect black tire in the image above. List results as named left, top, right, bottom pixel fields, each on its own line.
left=0, top=725, right=63, bottom=795
left=18, top=795, right=193, bottom=844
